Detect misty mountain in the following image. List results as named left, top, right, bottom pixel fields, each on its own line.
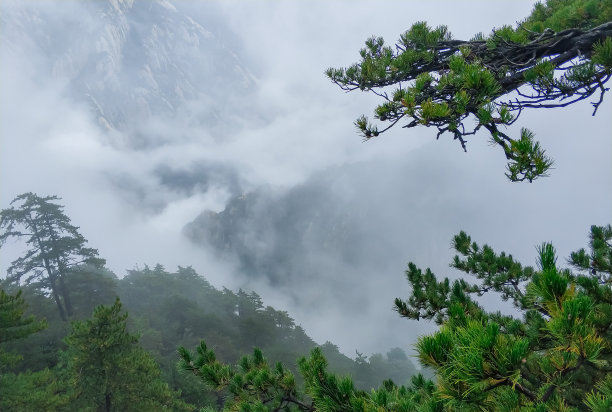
left=6, top=264, right=418, bottom=408
left=184, top=148, right=475, bottom=295
left=181, top=147, right=512, bottom=354
left=185, top=181, right=371, bottom=285
left=2, top=0, right=255, bottom=147
left=4, top=0, right=608, bottom=360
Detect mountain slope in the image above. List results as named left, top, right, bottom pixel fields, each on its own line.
left=2, top=0, right=255, bottom=145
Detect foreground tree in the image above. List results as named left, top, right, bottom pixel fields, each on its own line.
left=327, top=0, right=612, bottom=181
left=0, top=193, right=106, bottom=320
left=179, top=341, right=439, bottom=412
left=63, top=298, right=191, bottom=411
left=180, top=224, right=612, bottom=411
left=0, top=290, right=68, bottom=410
left=179, top=343, right=313, bottom=411
left=0, top=289, right=46, bottom=369
left=179, top=2, right=612, bottom=409
left=393, top=224, right=612, bottom=410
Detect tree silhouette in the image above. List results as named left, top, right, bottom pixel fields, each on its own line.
left=0, top=193, right=105, bottom=320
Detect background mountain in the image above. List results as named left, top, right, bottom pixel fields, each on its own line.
left=182, top=147, right=490, bottom=352
left=185, top=155, right=462, bottom=296
left=1, top=0, right=610, bottom=359
left=2, top=0, right=255, bottom=146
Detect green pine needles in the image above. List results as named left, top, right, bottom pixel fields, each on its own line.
left=64, top=298, right=191, bottom=411
left=0, top=290, right=46, bottom=369
left=181, top=225, right=612, bottom=411
left=326, top=0, right=612, bottom=182
left=178, top=3, right=612, bottom=409
left=398, top=224, right=612, bottom=410
left=179, top=342, right=310, bottom=411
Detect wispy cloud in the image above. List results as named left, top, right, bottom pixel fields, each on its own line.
left=1, top=0, right=610, bottom=357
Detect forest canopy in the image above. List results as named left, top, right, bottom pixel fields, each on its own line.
left=0, top=211, right=417, bottom=410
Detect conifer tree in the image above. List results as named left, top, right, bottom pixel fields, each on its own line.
left=180, top=225, right=612, bottom=411
left=0, top=192, right=106, bottom=320
left=392, top=224, right=612, bottom=410
left=326, top=0, right=612, bottom=181
left=179, top=1, right=612, bottom=410
left=0, top=289, right=69, bottom=410
left=64, top=298, right=191, bottom=411
left=0, top=289, right=46, bottom=369
left=179, top=342, right=314, bottom=411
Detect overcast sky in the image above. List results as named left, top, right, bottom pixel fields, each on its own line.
left=1, top=0, right=610, bottom=358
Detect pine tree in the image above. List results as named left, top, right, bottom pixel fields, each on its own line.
left=0, top=192, right=106, bottom=320
left=0, top=368, right=69, bottom=411
left=63, top=298, right=191, bottom=411
left=179, top=341, right=440, bottom=411
left=179, top=225, right=611, bottom=411
left=179, top=342, right=314, bottom=411
left=178, top=1, right=612, bottom=409
left=0, top=289, right=46, bottom=369
left=326, top=0, right=612, bottom=181
left=392, top=224, right=612, bottom=410
left=0, top=289, right=69, bottom=410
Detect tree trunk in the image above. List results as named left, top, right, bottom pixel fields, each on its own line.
left=58, top=274, right=74, bottom=317
left=47, top=219, right=74, bottom=317
left=42, top=256, right=67, bottom=321
left=48, top=275, right=67, bottom=321
left=29, top=218, right=68, bottom=320
left=105, top=393, right=111, bottom=412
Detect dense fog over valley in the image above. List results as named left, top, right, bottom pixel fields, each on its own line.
left=1, top=0, right=611, bottom=358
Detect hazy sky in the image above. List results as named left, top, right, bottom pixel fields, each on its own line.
left=1, top=0, right=610, bottom=357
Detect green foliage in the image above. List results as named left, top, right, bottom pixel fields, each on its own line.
left=180, top=342, right=437, bottom=412
left=327, top=0, right=611, bottom=181
left=0, top=369, right=69, bottom=410
left=63, top=298, right=191, bottom=411
left=397, top=225, right=612, bottom=410
left=0, top=289, right=46, bottom=370
left=585, top=375, right=612, bottom=411
left=201, top=224, right=610, bottom=411
left=64, top=265, right=119, bottom=318
left=500, top=128, right=553, bottom=181
left=592, top=37, right=612, bottom=70
left=1, top=284, right=71, bottom=372
left=524, top=0, right=612, bottom=32
left=1, top=265, right=117, bottom=372
left=570, top=224, right=612, bottom=276
left=0, top=192, right=106, bottom=320
left=3, top=259, right=411, bottom=409
left=120, top=265, right=416, bottom=408
left=180, top=342, right=310, bottom=411
left=179, top=342, right=439, bottom=412
left=0, top=290, right=68, bottom=410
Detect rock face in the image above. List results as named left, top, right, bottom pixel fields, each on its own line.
left=2, top=0, right=459, bottom=294
left=183, top=156, right=462, bottom=289
left=185, top=180, right=372, bottom=285
left=3, top=1, right=458, bottom=292
left=2, top=0, right=255, bottom=145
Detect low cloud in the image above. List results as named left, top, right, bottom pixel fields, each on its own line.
left=1, top=0, right=610, bottom=357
